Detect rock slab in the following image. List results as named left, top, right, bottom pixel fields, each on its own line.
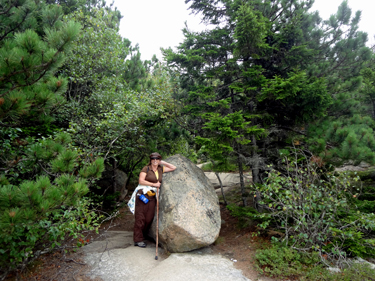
left=144, top=253, right=250, bottom=281
left=150, top=154, right=221, bottom=252
left=204, top=172, right=252, bottom=188
left=82, top=231, right=251, bottom=281
left=83, top=231, right=162, bottom=281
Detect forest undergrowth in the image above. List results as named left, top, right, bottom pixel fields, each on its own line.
left=4, top=176, right=375, bottom=281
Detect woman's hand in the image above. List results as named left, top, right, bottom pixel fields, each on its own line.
left=153, top=182, right=161, bottom=188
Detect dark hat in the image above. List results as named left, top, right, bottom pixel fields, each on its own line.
left=150, top=152, right=162, bottom=160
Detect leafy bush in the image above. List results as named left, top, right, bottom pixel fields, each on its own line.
left=200, top=161, right=238, bottom=172
left=256, top=244, right=375, bottom=280
left=304, top=262, right=375, bottom=281
left=0, top=199, right=100, bottom=276
left=86, top=190, right=121, bottom=210
left=256, top=244, right=320, bottom=278
left=253, top=148, right=375, bottom=265
left=226, top=203, right=259, bottom=228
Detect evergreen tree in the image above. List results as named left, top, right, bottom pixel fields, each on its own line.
left=122, top=40, right=154, bottom=92
left=58, top=7, right=126, bottom=105
left=0, top=0, right=81, bottom=127
left=165, top=0, right=372, bottom=196
left=0, top=132, right=104, bottom=277
left=0, top=1, right=105, bottom=275
left=45, top=0, right=122, bottom=27
left=304, top=1, right=374, bottom=166
left=165, top=0, right=330, bottom=200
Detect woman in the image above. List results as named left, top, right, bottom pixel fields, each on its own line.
left=131, top=152, right=176, bottom=248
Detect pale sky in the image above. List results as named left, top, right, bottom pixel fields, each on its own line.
left=113, top=0, right=375, bottom=61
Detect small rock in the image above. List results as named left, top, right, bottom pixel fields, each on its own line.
left=354, top=257, right=375, bottom=269
left=328, top=267, right=341, bottom=273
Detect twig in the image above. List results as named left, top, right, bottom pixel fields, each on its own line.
left=64, top=259, right=86, bottom=265
left=38, top=163, right=56, bottom=177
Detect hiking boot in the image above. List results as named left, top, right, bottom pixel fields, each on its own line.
left=134, top=241, right=147, bottom=248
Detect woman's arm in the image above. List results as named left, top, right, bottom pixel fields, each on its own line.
left=139, top=172, right=161, bottom=187
left=160, top=160, right=176, bottom=172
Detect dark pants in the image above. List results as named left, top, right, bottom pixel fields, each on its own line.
left=133, top=191, right=156, bottom=243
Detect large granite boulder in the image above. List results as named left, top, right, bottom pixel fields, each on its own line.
left=150, top=154, right=221, bottom=252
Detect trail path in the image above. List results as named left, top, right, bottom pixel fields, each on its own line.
left=82, top=231, right=252, bottom=281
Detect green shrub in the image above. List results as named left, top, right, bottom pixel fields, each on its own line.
left=87, top=190, right=121, bottom=210
left=253, top=148, right=375, bottom=265
left=256, top=244, right=320, bottom=278
left=256, top=244, right=375, bottom=280
left=201, top=162, right=214, bottom=172
left=304, top=262, right=375, bottom=281
left=355, top=200, right=375, bottom=213
left=226, top=203, right=259, bottom=228
left=0, top=132, right=104, bottom=278
left=0, top=199, right=100, bottom=274
left=201, top=161, right=237, bottom=172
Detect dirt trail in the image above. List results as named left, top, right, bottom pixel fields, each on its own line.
left=6, top=200, right=276, bottom=281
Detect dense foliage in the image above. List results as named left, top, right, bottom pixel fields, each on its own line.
left=0, top=1, right=103, bottom=277
left=255, top=244, right=375, bottom=280
left=166, top=0, right=375, bottom=269
left=164, top=0, right=373, bottom=199
left=0, top=0, right=178, bottom=278
left=259, top=149, right=375, bottom=263
left=2, top=0, right=375, bottom=278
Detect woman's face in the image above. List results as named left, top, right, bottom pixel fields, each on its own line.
left=151, top=157, right=160, bottom=165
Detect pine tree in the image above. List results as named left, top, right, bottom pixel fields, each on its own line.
left=165, top=0, right=329, bottom=191
left=0, top=1, right=105, bottom=275
left=165, top=0, right=372, bottom=206
left=45, top=0, right=122, bottom=26
left=123, top=41, right=154, bottom=92
left=0, top=132, right=105, bottom=277
left=305, top=2, right=374, bottom=166
left=0, top=0, right=81, bottom=126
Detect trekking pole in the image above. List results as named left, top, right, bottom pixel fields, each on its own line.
left=155, top=183, right=160, bottom=260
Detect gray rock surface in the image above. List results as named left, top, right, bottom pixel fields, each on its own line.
left=83, top=231, right=163, bottom=281
left=145, top=253, right=250, bottom=281
left=116, top=168, right=129, bottom=200
left=335, top=161, right=372, bottom=172
left=205, top=172, right=252, bottom=188
left=354, top=257, right=375, bottom=269
left=215, top=185, right=237, bottom=195
left=196, top=162, right=253, bottom=188
left=150, top=154, right=221, bottom=252
left=335, top=165, right=366, bottom=172
left=82, top=231, right=251, bottom=281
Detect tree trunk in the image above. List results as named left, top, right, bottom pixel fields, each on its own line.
left=215, top=172, right=228, bottom=205
left=237, top=150, right=247, bottom=206
left=251, top=135, right=263, bottom=211
left=112, top=158, right=117, bottom=194
left=251, top=135, right=260, bottom=184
